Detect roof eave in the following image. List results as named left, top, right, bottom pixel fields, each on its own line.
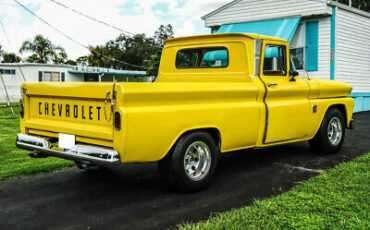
left=201, top=0, right=243, bottom=20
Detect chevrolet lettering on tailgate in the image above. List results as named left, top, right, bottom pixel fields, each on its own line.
left=16, top=33, right=354, bottom=192
left=38, top=102, right=102, bottom=121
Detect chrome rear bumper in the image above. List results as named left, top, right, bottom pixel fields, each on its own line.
left=16, top=133, right=120, bottom=166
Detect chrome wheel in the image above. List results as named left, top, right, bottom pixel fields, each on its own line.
left=327, top=117, right=342, bottom=146
left=183, top=141, right=211, bottom=181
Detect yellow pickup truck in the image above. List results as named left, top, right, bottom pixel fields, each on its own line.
left=16, top=33, right=354, bottom=192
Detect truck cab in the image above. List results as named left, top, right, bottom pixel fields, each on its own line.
left=16, top=33, right=354, bottom=192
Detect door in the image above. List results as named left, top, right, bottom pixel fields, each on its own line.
left=260, top=41, right=311, bottom=144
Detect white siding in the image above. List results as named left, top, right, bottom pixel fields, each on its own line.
left=335, top=8, right=370, bottom=93
left=0, top=65, right=79, bottom=102
left=204, top=0, right=331, bottom=27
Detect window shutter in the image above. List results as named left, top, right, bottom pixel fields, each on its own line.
left=38, top=71, right=43, bottom=81
left=61, top=72, right=65, bottom=82
left=305, top=21, right=319, bottom=71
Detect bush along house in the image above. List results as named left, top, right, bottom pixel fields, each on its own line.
left=202, top=0, right=370, bottom=112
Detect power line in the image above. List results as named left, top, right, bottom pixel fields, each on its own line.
left=48, top=0, right=135, bottom=36
left=0, top=17, right=27, bottom=81
left=13, top=0, right=147, bottom=70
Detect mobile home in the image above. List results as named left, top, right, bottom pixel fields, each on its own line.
left=202, top=0, right=370, bottom=112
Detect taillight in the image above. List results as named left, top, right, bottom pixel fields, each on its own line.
left=114, top=111, right=121, bottom=131
left=19, top=99, right=24, bottom=118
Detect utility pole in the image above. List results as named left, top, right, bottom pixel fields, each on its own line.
left=0, top=72, right=15, bottom=118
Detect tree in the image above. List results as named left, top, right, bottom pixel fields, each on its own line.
left=87, top=46, right=107, bottom=67
left=146, top=24, right=174, bottom=76
left=76, top=56, right=88, bottom=65
left=153, top=24, right=174, bottom=50
left=145, top=53, right=161, bottom=77
left=1, top=52, right=21, bottom=63
left=19, top=34, right=65, bottom=63
left=106, top=33, right=157, bottom=70
left=52, top=50, right=68, bottom=64
left=85, top=24, right=174, bottom=76
left=65, top=60, right=77, bottom=65
left=25, top=54, right=39, bottom=63
left=87, top=33, right=156, bottom=70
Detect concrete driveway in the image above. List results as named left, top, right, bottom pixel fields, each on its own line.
left=0, top=111, right=369, bottom=230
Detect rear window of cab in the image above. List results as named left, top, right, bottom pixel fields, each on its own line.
left=175, top=47, right=228, bottom=69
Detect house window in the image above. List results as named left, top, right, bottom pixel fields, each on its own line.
left=0, top=69, right=16, bottom=75
left=263, top=45, right=287, bottom=76
left=41, top=72, right=61, bottom=82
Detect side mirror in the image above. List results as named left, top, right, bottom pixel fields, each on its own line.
left=289, top=70, right=299, bottom=81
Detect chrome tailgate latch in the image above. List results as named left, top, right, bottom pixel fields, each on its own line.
left=104, top=83, right=117, bottom=122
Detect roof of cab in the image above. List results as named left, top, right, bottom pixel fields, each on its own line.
left=164, top=33, right=287, bottom=46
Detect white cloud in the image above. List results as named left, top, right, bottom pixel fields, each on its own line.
left=0, top=0, right=229, bottom=60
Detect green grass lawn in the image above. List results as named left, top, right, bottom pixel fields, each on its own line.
left=180, top=153, right=370, bottom=230
left=0, top=107, right=74, bottom=180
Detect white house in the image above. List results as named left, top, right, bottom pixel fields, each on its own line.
left=202, top=0, right=370, bottom=112
left=0, top=63, right=147, bottom=102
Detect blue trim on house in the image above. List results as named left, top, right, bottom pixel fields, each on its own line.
left=217, top=17, right=301, bottom=41
left=305, top=21, right=319, bottom=71
left=352, top=96, right=370, bottom=113
left=351, top=93, right=370, bottom=112
left=351, top=92, right=370, bottom=97
left=68, top=70, right=145, bottom=76
left=330, top=7, right=336, bottom=80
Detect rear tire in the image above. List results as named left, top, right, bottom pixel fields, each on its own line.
left=309, top=108, right=345, bottom=154
left=158, top=131, right=218, bottom=193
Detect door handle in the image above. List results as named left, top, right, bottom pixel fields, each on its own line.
left=267, top=83, right=278, bottom=87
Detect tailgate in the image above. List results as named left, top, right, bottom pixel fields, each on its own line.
left=23, top=82, right=118, bottom=147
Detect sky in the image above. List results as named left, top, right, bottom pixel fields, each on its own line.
left=0, top=0, right=229, bottom=60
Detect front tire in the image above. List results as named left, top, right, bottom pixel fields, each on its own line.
left=309, top=108, right=345, bottom=154
left=158, top=131, right=218, bottom=192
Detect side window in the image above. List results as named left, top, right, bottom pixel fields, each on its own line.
left=263, top=45, right=287, bottom=76
left=176, top=47, right=228, bottom=69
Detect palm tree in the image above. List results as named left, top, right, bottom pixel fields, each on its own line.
left=19, top=34, right=65, bottom=63
left=52, top=50, right=68, bottom=64
left=1, top=52, right=22, bottom=63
